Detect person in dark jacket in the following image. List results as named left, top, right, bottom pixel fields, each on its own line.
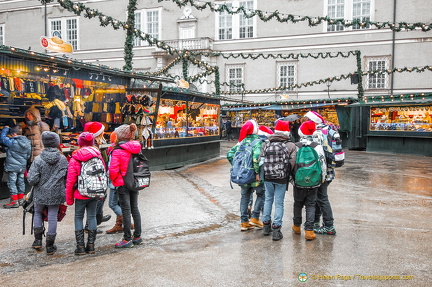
left=27, top=131, right=68, bottom=255
left=0, top=125, right=31, bottom=208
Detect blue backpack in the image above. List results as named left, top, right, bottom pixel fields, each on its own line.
left=230, top=139, right=260, bottom=186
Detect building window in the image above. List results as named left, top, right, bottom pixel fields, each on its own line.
left=327, top=0, right=345, bottom=31
left=49, top=17, right=79, bottom=50
left=217, top=1, right=255, bottom=40
left=325, top=0, right=372, bottom=32
left=226, top=64, right=244, bottom=93
left=366, top=57, right=389, bottom=90
left=134, top=8, right=161, bottom=46
left=0, top=24, right=4, bottom=45
left=277, top=62, right=297, bottom=90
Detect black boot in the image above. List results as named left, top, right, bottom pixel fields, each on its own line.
left=32, top=227, right=44, bottom=249
left=263, top=221, right=272, bottom=236
left=74, top=230, right=86, bottom=255
left=96, top=214, right=111, bottom=225
left=272, top=225, right=283, bottom=241
left=46, top=233, right=57, bottom=255
left=86, top=229, right=97, bottom=254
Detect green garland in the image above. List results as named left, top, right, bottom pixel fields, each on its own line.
left=123, top=0, right=137, bottom=71
left=159, top=0, right=432, bottom=32
left=189, top=50, right=357, bottom=60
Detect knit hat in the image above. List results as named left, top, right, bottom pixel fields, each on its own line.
left=258, top=125, right=274, bottom=137
left=305, top=111, right=325, bottom=124
left=115, top=123, right=137, bottom=142
left=84, top=121, right=105, bottom=137
left=109, top=131, right=117, bottom=144
left=238, top=120, right=258, bottom=142
left=78, top=132, right=95, bottom=147
left=42, top=131, right=60, bottom=148
left=274, top=120, right=291, bottom=136
left=298, top=120, right=317, bottom=137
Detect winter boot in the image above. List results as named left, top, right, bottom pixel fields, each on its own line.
left=46, top=233, right=57, bottom=255
left=106, top=215, right=123, bottom=234
left=18, top=193, right=25, bottom=206
left=272, top=225, right=283, bottom=241
left=305, top=230, right=316, bottom=241
left=263, top=221, right=272, bottom=236
left=32, top=227, right=44, bottom=249
left=86, top=229, right=97, bottom=254
left=74, top=230, right=86, bottom=255
left=96, top=213, right=111, bottom=225
left=3, top=194, right=19, bottom=208
left=292, top=224, right=301, bottom=235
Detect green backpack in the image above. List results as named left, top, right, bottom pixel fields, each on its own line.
left=293, top=142, right=322, bottom=188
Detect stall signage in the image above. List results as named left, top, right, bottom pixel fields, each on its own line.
left=40, top=36, right=73, bottom=54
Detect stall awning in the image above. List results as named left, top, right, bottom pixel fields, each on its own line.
left=222, top=106, right=264, bottom=111
left=261, top=102, right=347, bottom=110
left=348, top=98, right=432, bottom=107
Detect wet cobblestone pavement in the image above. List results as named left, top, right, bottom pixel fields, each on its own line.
left=0, top=141, right=431, bottom=286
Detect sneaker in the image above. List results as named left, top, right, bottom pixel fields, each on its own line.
left=240, top=222, right=255, bottom=232
left=249, top=218, right=263, bottom=229
left=115, top=239, right=133, bottom=248
left=313, top=222, right=320, bottom=229
left=263, top=222, right=272, bottom=236
left=132, top=237, right=143, bottom=245
left=292, top=224, right=301, bottom=235
left=314, top=225, right=336, bottom=235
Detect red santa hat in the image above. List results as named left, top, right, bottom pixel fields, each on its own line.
left=305, top=111, right=325, bottom=124
left=238, top=120, right=258, bottom=142
left=298, top=120, right=317, bottom=137
left=258, top=125, right=274, bottom=137
left=274, top=120, right=291, bottom=136
left=84, top=121, right=105, bottom=137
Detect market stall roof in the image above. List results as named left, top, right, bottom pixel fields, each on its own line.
left=0, top=45, right=174, bottom=83
left=348, top=93, right=432, bottom=107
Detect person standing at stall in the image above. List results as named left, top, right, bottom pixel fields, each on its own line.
left=0, top=125, right=31, bottom=208
left=27, top=131, right=68, bottom=255
left=23, top=106, right=50, bottom=162
left=109, top=123, right=143, bottom=248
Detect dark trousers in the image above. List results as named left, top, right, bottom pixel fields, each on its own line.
left=118, top=186, right=142, bottom=241
left=314, top=181, right=334, bottom=227
left=293, top=186, right=318, bottom=230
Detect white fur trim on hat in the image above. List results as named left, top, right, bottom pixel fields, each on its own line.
left=305, top=111, right=324, bottom=124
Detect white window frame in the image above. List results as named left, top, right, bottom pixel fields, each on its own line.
left=48, top=17, right=79, bottom=50
left=226, top=64, right=245, bottom=93
left=134, top=8, right=162, bottom=46
left=277, top=62, right=297, bottom=91
left=324, top=0, right=374, bottom=32
left=0, top=24, right=4, bottom=45
left=216, top=0, right=256, bottom=40
left=365, top=56, right=390, bottom=90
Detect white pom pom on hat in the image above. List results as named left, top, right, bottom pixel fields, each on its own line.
left=305, top=111, right=325, bottom=124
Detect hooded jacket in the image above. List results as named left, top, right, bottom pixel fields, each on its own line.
left=23, top=106, right=50, bottom=161
left=65, top=146, right=105, bottom=205
left=0, top=127, right=31, bottom=172
left=109, top=140, right=142, bottom=187
left=27, top=147, right=68, bottom=205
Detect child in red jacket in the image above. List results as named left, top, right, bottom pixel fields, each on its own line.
left=109, top=123, right=143, bottom=248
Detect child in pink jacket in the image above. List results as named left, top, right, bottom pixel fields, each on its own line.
left=66, top=132, right=105, bottom=255
left=109, top=123, right=143, bottom=248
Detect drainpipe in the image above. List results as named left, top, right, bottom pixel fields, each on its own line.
left=390, top=0, right=397, bottom=94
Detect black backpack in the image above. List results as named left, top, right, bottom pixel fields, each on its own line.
left=115, top=147, right=151, bottom=191
left=263, top=139, right=291, bottom=180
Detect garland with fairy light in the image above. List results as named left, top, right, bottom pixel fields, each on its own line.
left=159, top=0, right=432, bottom=32
left=189, top=51, right=357, bottom=60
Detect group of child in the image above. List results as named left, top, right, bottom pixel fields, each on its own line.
left=0, top=114, right=144, bottom=255
left=228, top=111, right=338, bottom=241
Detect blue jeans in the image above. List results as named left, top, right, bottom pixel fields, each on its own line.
left=7, top=171, right=25, bottom=196
left=34, top=203, right=59, bottom=234
left=118, top=186, right=142, bottom=241
left=263, top=181, right=288, bottom=227
left=293, top=187, right=317, bottom=231
left=74, top=198, right=98, bottom=231
left=240, top=184, right=265, bottom=223
left=314, top=181, right=334, bottom=227
left=108, top=188, right=122, bottom=217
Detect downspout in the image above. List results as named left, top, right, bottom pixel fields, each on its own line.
left=390, top=0, right=397, bottom=94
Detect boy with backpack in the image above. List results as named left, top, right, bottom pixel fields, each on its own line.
left=291, top=120, right=326, bottom=240
left=0, top=125, right=32, bottom=208
left=109, top=123, right=144, bottom=248
left=260, top=120, right=297, bottom=241
left=227, top=120, right=265, bottom=231
left=304, top=111, right=341, bottom=235
left=66, top=132, right=107, bottom=255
